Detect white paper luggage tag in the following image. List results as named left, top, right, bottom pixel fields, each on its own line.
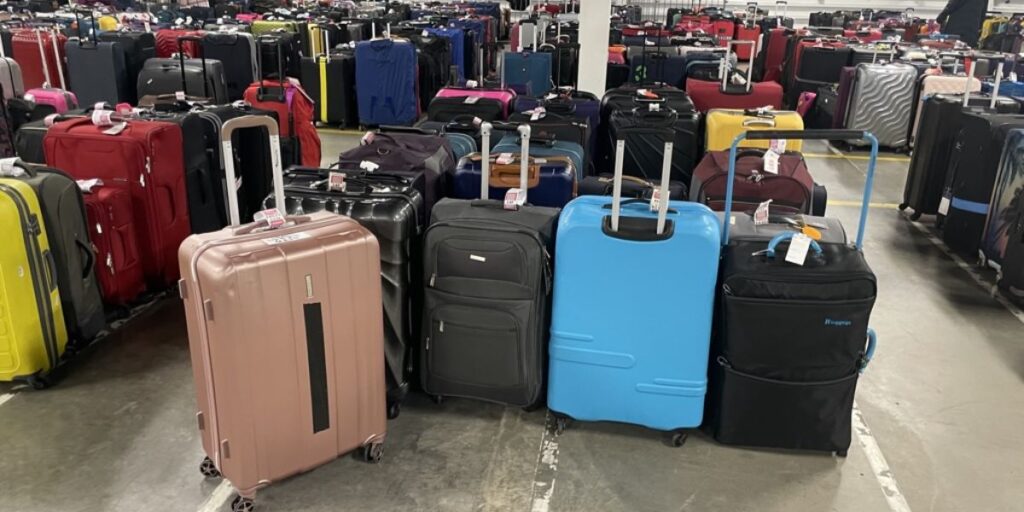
left=649, top=187, right=662, bottom=211
left=530, top=107, right=546, bottom=121
left=754, top=199, right=772, bottom=225
left=466, top=80, right=479, bottom=88
left=504, top=188, right=526, bottom=210
left=359, top=160, right=380, bottom=172
left=496, top=153, right=515, bottom=165
left=254, top=208, right=286, bottom=230
left=76, top=178, right=103, bottom=193
left=769, top=139, right=786, bottom=153
left=464, top=96, right=480, bottom=104
left=763, top=149, right=780, bottom=174
left=0, top=157, right=21, bottom=176
left=328, top=172, right=347, bottom=192
left=785, top=233, right=812, bottom=266
left=938, top=195, right=951, bottom=216
left=360, top=131, right=375, bottom=145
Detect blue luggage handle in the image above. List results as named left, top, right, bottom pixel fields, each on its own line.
left=721, top=129, right=879, bottom=250
left=859, top=328, right=877, bottom=373
left=765, top=231, right=823, bottom=258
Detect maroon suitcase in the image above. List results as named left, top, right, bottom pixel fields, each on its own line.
left=686, top=41, right=784, bottom=111
left=833, top=66, right=857, bottom=128
left=690, top=149, right=815, bottom=214
left=44, top=117, right=191, bottom=285
left=82, top=184, right=146, bottom=305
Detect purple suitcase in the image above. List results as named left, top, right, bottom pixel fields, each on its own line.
left=833, top=66, right=856, bottom=129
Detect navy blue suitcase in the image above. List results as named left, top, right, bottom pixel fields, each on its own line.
left=513, top=90, right=601, bottom=153
left=502, top=51, right=553, bottom=97
left=492, top=133, right=584, bottom=179
left=355, top=39, right=419, bottom=125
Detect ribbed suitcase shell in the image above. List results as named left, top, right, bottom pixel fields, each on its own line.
left=705, top=109, right=804, bottom=152
left=179, top=212, right=386, bottom=499
left=845, top=63, right=917, bottom=148
left=0, top=179, right=68, bottom=381
left=548, top=195, right=720, bottom=430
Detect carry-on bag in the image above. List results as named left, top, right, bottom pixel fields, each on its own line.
left=262, top=166, right=424, bottom=418
left=909, top=74, right=981, bottom=147
left=578, top=173, right=687, bottom=200
left=435, top=86, right=517, bottom=120
left=608, top=101, right=701, bottom=184
left=690, top=148, right=814, bottom=214
left=503, top=50, right=553, bottom=97
left=427, top=96, right=505, bottom=123
left=704, top=108, right=804, bottom=152
left=137, top=35, right=229, bottom=104
left=687, top=41, right=784, bottom=112
left=155, top=28, right=202, bottom=58
left=492, top=131, right=585, bottom=180
left=844, top=63, right=917, bottom=148
left=3, top=160, right=106, bottom=344
left=299, top=29, right=358, bottom=127
left=421, top=122, right=558, bottom=407
left=507, top=109, right=589, bottom=154
left=547, top=138, right=720, bottom=445
left=81, top=183, right=146, bottom=306
left=451, top=145, right=577, bottom=208
left=23, top=30, right=76, bottom=114
left=180, top=116, right=387, bottom=512
left=354, top=39, right=419, bottom=126
left=44, top=116, right=190, bottom=285
left=706, top=128, right=879, bottom=455
left=513, top=89, right=600, bottom=154
left=65, top=10, right=129, bottom=106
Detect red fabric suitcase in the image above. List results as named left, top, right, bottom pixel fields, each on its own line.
left=713, top=19, right=735, bottom=46
left=44, top=118, right=191, bottom=286
left=11, top=28, right=67, bottom=90
left=156, top=28, right=203, bottom=58
left=844, top=29, right=883, bottom=42
left=686, top=41, right=784, bottom=111
left=761, top=27, right=795, bottom=83
left=622, top=25, right=671, bottom=37
left=734, top=24, right=761, bottom=60
left=82, top=184, right=146, bottom=305
left=690, top=149, right=815, bottom=214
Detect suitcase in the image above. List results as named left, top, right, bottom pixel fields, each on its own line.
left=424, top=27, right=467, bottom=82
left=136, top=38, right=230, bottom=104
left=733, top=23, right=760, bottom=61
left=999, top=199, right=1024, bottom=303
left=493, top=128, right=584, bottom=179
left=687, top=42, right=784, bottom=112
left=794, top=44, right=850, bottom=84
left=502, top=51, right=553, bottom=96
left=844, top=63, right=917, bottom=148
left=21, top=30, right=77, bottom=114
left=11, top=28, right=67, bottom=91
left=507, top=110, right=589, bottom=155
left=252, top=19, right=312, bottom=57
left=179, top=116, right=387, bottom=511
left=451, top=140, right=577, bottom=208
left=81, top=184, right=146, bottom=306
left=0, top=177, right=68, bottom=382
left=629, top=51, right=688, bottom=88
left=65, top=36, right=128, bottom=106
left=941, top=113, right=1024, bottom=256
left=706, top=129, right=878, bottom=455
left=44, top=117, right=190, bottom=286
left=758, top=27, right=794, bottom=83
left=245, top=36, right=321, bottom=168
left=262, top=166, right=424, bottom=418
left=512, top=89, right=601, bottom=154
left=691, top=149, right=815, bottom=214
left=599, top=84, right=696, bottom=173
left=909, top=75, right=981, bottom=148
left=0, top=43, right=25, bottom=101
left=435, top=87, right=517, bottom=120
left=904, top=93, right=1019, bottom=220
left=14, top=118, right=48, bottom=164
left=427, top=97, right=505, bottom=123
left=200, top=31, right=258, bottom=101
left=301, top=44, right=358, bottom=127
left=97, top=31, right=156, bottom=105
left=337, top=131, right=453, bottom=215
left=609, top=104, right=701, bottom=184
left=578, top=173, right=687, bottom=200
left=155, top=28, right=202, bottom=58
left=981, top=128, right=1024, bottom=271
left=354, top=39, right=419, bottom=126
left=421, top=123, right=558, bottom=407
left=547, top=138, right=719, bottom=442
left=5, top=161, right=106, bottom=344
left=705, top=109, right=804, bottom=152
left=849, top=43, right=898, bottom=65
left=833, top=66, right=856, bottom=128
left=256, top=31, right=303, bottom=80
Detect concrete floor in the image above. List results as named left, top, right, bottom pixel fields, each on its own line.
left=1, top=138, right=1023, bottom=512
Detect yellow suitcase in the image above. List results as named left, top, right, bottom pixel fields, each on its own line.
left=98, top=15, right=118, bottom=32
left=0, top=179, right=67, bottom=382
left=705, top=109, right=804, bottom=152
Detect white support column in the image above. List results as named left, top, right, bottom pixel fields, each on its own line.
left=577, top=0, right=612, bottom=94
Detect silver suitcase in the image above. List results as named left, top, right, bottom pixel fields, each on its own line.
left=846, top=63, right=917, bottom=148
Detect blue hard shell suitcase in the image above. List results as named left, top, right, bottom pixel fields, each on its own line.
left=502, top=51, right=553, bottom=97
left=547, top=140, right=722, bottom=438
left=354, top=39, right=419, bottom=125
left=492, top=134, right=584, bottom=179
left=452, top=154, right=576, bottom=208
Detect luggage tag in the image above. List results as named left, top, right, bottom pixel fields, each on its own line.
left=754, top=199, right=772, bottom=225
left=763, top=150, right=780, bottom=174
left=1011, top=72, right=1019, bottom=82
left=360, top=131, right=375, bottom=145
left=530, top=107, right=546, bottom=121
left=496, top=153, right=515, bottom=165
left=465, top=80, right=479, bottom=88
left=76, top=178, right=103, bottom=193
left=327, top=172, right=347, bottom=192
left=785, top=233, right=812, bottom=266
left=464, top=96, right=480, bottom=104
left=938, top=195, right=951, bottom=216
left=648, top=187, right=662, bottom=211
left=91, top=109, right=115, bottom=127
left=253, top=208, right=287, bottom=230
left=504, top=188, right=526, bottom=210
left=0, top=157, right=22, bottom=177
left=769, top=139, right=786, bottom=153
left=43, top=113, right=59, bottom=127
left=359, top=160, right=380, bottom=172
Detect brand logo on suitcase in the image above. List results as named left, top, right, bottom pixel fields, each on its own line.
left=824, top=318, right=852, bottom=327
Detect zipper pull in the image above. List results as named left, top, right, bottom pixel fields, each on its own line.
left=439, top=320, right=444, bottom=333
left=106, top=253, right=114, bottom=274
left=429, top=273, right=436, bottom=287
left=139, top=173, right=146, bottom=188
left=425, top=336, right=430, bottom=351
left=145, top=156, right=152, bottom=174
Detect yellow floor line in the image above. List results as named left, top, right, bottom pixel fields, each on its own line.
left=828, top=200, right=900, bottom=209
left=803, top=152, right=911, bottom=163
left=319, top=127, right=367, bottom=135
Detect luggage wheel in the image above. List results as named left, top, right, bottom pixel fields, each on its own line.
left=835, top=449, right=848, bottom=458
left=551, top=414, right=571, bottom=436
left=199, top=456, right=220, bottom=478
left=430, top=395, right=445, bottom=406
left=898, top=203, right=908, bottom=212
left=387, top=401, right=401, bottom=420
left=909, top=211, right=922, bottom=221
left=362, top=442, right=384, bottom=464
left=231, top=495, right=254, bottom=512
left=667, top=430, right=688, bottom=448
left=26, top=372, right=51, bottom=390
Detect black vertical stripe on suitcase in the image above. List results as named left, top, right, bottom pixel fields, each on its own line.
left=300, top=50, right=359, bottom=127
left=303, top=302, right=330, bottom=433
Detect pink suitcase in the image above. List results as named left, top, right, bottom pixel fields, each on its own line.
left=179, top=116, right=387, bottom=511
left=436, top=86, right=517, bottom=118
left=23, top=29, right=77, bottom=113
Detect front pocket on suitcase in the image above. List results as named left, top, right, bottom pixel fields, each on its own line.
left=710, top=359, right=858, bottom=452
left=722, top=295, right=873, bottom=381
left=426, top=304, right=523, bottom=389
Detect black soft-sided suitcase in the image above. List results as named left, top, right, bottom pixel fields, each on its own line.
left=301, top=48, right=359, bottom=127
left=7, top=161, right=106, bottom=344
left=200, top=32, right=257, bottom=101
left=942, top=113, right=1024, bottom=255
left=97, top=31, right=156, bottom=105
left=427, top=97, right=504, bottom=123
left=796, top=46, right=851, bottom=83
left=65, top=37, right=128, bottom=105
left=264, top=167, right=424, bottom=417
left=14, top=118, right=48, bottom=164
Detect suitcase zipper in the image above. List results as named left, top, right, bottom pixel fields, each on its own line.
left=426, top=219, right=552, bottom=292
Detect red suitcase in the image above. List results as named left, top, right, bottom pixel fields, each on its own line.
left=11, top=28, right=67, bottom=90
left=713, top=19, right=735, bottom=46
left=82, top=184, right=146, bottom=305
left=686, top=41, right=784, bottom=111
left=156, top=28, right=203, bottom=58
left=760, top=27, right=797, bottom=83
left=789, top=39, right=846, bottom=85
left=44, top=118, right=191, bottom=286
left=690, top=149, right=815, bottom=214
left=734, top=23, right=761, bottom=60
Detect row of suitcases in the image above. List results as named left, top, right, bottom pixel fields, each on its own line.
left=183, top=116, right=879, bottom=509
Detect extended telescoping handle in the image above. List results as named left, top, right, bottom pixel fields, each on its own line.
left=721, top=129, right=879, bottom=249
left=74, top=9, right=98, bottom=46
left=221, top=115, right=285, bottom=226
left=480, top=121, right=492, bottom=200
left=990, top=61, right=1004, bottom=110
left=722, top=40, right=755, bottom=91
left=177, top=35, right=210, bottom=99
left=35, top=30, right=51, bottom=87
left=609, top=139, right=673, bottom=235
left=962, top=59, right=977, bottom=106
left=51, top=28, right=67, bottom=90
left=517, top=124, right=531, bottom=204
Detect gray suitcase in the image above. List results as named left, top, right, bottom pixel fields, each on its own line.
left=845, top=63, right=917, bottom=148
left=136, top=54, right=229, bottom=104
left=66, top=38, right=128, bottom=105
left=0, top=44, right=24, bottom=100
left=199, top=31, right=257, bottom=101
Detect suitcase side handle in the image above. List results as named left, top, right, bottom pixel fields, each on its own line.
left=221, top=115, right=284, bottom=226
left=722, top=129, right=878, bottom=249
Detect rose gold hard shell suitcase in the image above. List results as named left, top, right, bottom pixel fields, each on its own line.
left=178, top=116, right=386, bottom=510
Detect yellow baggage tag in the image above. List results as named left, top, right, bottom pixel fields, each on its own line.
left=802, top=225, right=822, bottom=241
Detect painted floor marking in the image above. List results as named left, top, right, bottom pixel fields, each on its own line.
left=528, top=412, right=561, bottom=512
left=0, top=393, right=16, bottom=408
left=197, top=480, right=234, bottom=512
left=853, top=403, right=913, bottom=512
left=803, top=152, right=912, bottom=163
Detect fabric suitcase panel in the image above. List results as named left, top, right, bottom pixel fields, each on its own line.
left=796, top=46, right=852, bottom=83
left=691, top=150, right=814, bottom=214
left=179, top=212, right=386, bottom=496
left=548, top=195, right=720, bottom=430
left=704, top=109, right=804, bottom=152
left=427, top=97, right=504, bottom=123
left=354, top=40, right=419, bottom=126
left=82, top=186, right=145, bottom=305
left=845, top=63, right=917, bottom=147
left=686, top=79, right=784, bottom=112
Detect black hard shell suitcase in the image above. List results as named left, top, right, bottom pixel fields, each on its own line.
left=6, top=161, right=106, bottom=344
left=264, top=167, right=424, bottom=414
left=97, top=31, right=156, bottom=105
left=795, top=46, right=851, bottom=83
left=608, top=108, right=701, bottom=185
left=200, top=32, right=257, bottom=101
left=300, top=48, right=359, bottom=127
left=257, top=32, right=302, bottom=80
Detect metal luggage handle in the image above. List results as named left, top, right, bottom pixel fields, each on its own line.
left=478, top=122, right=531, bottom=204
left=721, top=40, right=755, bottom=93
left=607, top=137, right=674, bottom=238
left=721, top=129, right=879, bottom=249
left=177, top=35, right=211, bottom=100
left=220, top=115, right=285, bottom=226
